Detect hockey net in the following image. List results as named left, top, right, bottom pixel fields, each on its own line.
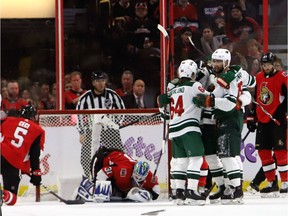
left=20, top=109, right=169, bottom=201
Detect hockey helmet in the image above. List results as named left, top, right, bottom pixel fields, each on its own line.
left=212, top=48, right=231, bottom=68
left=91, top=71, right=106, bottom=81
left=178, top=59, right=198, bottom=79
left=260, top=52, right=275, bottom=65
left=20, top=104, right=37, bottom=119
left=133, top=161, right=150, bottom=182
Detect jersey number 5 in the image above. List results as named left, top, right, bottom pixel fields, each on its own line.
left=11, top=127, right=28, bottom=148
left=170, top=96, right=184, bottom=119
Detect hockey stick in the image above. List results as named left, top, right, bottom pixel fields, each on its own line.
left=188, top=36, right=206, bottom=58
left=251, top=99, right=280, bottom=126
left=241, top=130, right=250, bottom=143
left=119, top=112, right=161, bottom=129
left=36, top=186, right=40, bottom=202
left=141, top=209, right=165, bottom=215
left=203, top=182, right=216, bottom=198
left=41, top=184, right=85, bottom=205
left=156, top=24, right=170, bottom=176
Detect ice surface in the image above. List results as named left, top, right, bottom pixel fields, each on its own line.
left=2, top=193, right=288, bottom=216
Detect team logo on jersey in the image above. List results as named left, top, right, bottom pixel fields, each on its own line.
left=259, top=82, right=273, bottom=105
left=120, top=168, right=127, bottom=177
left=104, top=99, right=112, bottom=108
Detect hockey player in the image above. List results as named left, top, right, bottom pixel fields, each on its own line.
left=1, top=105, right=45, bottom=205
left=76, top=146, right=160, bottom=202
left=193, top=48, right=255, bottom=204
left=246, top=52, right=287, bottom=198
left=158, top=59, right=212, bottom=206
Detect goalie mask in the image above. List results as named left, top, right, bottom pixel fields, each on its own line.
left=212, top=48, right=231, bottom=69
left=133, top=161, right=150, bottom=183
left=178, top=59, right=198, bottom=79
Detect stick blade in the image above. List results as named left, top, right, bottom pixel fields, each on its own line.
left=63, top=199, right=86, bottom=205
left=157, top=24, right=168, bottom=37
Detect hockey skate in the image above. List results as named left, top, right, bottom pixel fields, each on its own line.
left=209, top=184, right=225, bottom=204
left=260, top=180, right=279, bottom=198
left=175, top=189, right=185, bottom=205
left=246, top=181, right=260, bottom=194
left=169, top=189, right=176, bottom=202
left=221, top=186, right=244, bottom=205
left=279, top=182, right=288, bottom=198
left=185, top=189, right=206, bottom=206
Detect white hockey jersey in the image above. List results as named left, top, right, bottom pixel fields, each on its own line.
left=168, top=80, right=210, bottom=139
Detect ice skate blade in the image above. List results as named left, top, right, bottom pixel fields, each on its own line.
left=221, top=198, right=244, bottom=205
left=280, top=193, right=287, bottom=198
left=209, top=199, right=221, bottom=204
left=185, top=198, right=206, bottom=206
left=260, top=192, right=280, bottom=198
left=175, top=199, right=185, bottom=206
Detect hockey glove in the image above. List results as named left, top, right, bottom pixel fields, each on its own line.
left=30, top=169, right=42, bottom=186
left=158, top=94, right=170, bottom=108
left=217, top=71, right=235, bottom=89
left=246, top=116, right=257, bottom=133
left=193, top=94, right=215, bottom=108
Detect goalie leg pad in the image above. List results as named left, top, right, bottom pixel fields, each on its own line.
left=93, top=180, right=112, bottom=202
left=126, top=187, right=152, bottom=202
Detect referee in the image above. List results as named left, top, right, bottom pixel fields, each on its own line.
left=76, top=71, right=125, bottom=178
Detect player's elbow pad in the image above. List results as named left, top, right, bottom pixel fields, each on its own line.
left=238, top=91, right=252, bottom=107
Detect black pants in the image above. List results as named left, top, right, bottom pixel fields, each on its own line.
left=1, top=156, right=21, bottom=194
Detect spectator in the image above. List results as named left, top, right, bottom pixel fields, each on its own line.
left=1, top=86, right=8, bottom=100
left=21, top=89, right=34, bottom=105
left=245, top=38, right=262, bottom=75
left=115, top=69, right=134, bottom=97
left=122, top=79, right=155, bottom=108
left=174, top=0, right=199, bottom=33
left=174, top=27, right=203, bottom=70
left=274, top=57, right=285, bottom=72
left=212, top=8, right=226, bottom=37
left=112, top=0, right=134, bottom=21
left=39, top=83, right=56, bottom=110
left=64, top=71, right=86, bottom=109
left=65, top=82, right=72, bottom=92
left=200, top=25, right=222, bottom=57
left=1, top=80, right=27, bottom=116
left=225, top=3, right=262, bottom=56
left=125, top=2, right=158, bottom=50
left=146, top=0, right=159, bottom=23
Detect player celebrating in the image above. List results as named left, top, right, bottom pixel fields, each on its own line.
left=76, top=146, right=160, bottom=202
left=1, top=105, right=45, bottom=205
left=158, top=59, right=212, bottom=206
left=193, top=48, right=255, bottom=204
left=247, top=52, right=287, bottom=197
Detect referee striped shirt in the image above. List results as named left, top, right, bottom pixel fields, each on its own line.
left=76, top=88, right=125, bottom=133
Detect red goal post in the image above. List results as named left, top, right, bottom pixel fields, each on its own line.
left=31, top=109, right=169, bottom=201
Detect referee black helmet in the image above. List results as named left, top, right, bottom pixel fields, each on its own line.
left=91, top=71, right=106, bottom=81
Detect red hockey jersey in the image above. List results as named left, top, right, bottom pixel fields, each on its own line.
left=98, top=151, right=159, bottom=194
left=1, top=117, right=45, bottom=173
left=255, top=70, right=287, bottom=123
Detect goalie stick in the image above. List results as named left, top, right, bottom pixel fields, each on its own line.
left=41, top=184, right=85, bottom=205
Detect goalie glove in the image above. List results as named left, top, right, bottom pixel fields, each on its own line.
left=126, top=187, right=152, bottom=202
left=193, top=94, right=215, bottom=108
